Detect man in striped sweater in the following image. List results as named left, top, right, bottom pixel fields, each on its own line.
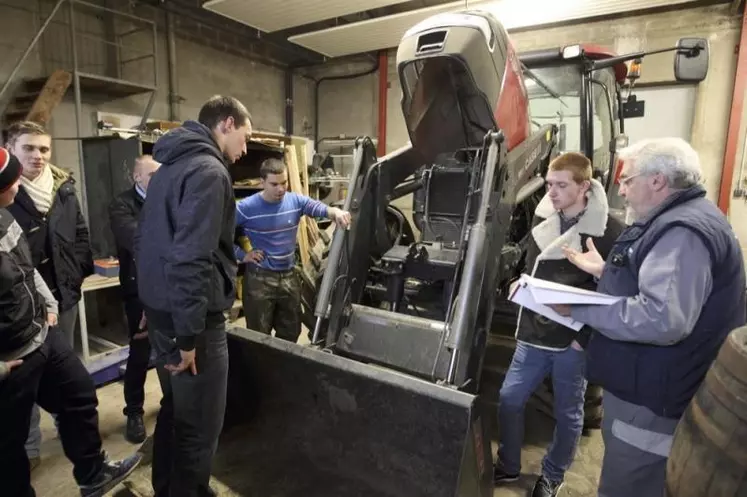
left=235, top=157, right=351, bottom=342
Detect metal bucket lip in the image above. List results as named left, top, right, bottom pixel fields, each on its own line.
left=227, top=325, right=477, bottom=408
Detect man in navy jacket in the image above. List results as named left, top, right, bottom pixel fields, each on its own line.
left=556, top=137, right=746, bottom=497
left=136, top=95, right=252, bottom=497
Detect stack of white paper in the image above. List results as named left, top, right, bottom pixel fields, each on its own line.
left=509, top=274, right=623, bottom=331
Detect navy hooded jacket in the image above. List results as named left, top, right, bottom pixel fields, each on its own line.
left=135, top=120, right=237, bottom=351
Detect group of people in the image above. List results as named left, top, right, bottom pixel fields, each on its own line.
left=494, top=140, right=746, bottom=497
left=0, top=94, right=352, bottom=497
left=1, top=92, right=742, bottom=497
left=0, top=124, right=142, bottom=495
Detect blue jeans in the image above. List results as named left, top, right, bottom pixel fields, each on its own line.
left=497, top=341, right=588, bottom=482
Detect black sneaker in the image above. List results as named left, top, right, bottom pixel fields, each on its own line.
left=532, top=474, right=564, bottom=497
left=493, top=464, right=520, bottom=484
left=125, top=414, right=147, bottom=444
left=79, top=452, right=142, bottom=497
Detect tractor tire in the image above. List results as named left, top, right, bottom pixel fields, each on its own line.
left=482, top=331, right=604, bottom=435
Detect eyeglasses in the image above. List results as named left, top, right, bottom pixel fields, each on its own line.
left=618, top=173, right=642, bottom=187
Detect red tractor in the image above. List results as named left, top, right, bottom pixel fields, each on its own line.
left=219, top=10, right=709, bottom=497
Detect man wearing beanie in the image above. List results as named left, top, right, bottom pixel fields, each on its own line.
left=0, top=147, right=143, bottom=496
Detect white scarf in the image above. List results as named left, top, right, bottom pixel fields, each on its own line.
left=20, top=164, right=54, bottom=214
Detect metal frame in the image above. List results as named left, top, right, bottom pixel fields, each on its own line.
left=0, top=0, right=158, bottom=221
left=0, top=0, right=158, bottom=376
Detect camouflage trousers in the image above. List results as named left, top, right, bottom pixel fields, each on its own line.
left=242, top=265, right=302, bottom=342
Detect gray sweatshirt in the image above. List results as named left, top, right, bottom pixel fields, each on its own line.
left=0, top=269, right=58, bottom=380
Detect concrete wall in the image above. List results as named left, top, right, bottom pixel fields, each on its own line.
left=0, top=0, right=316, bottom=186
left=317, top=3, right=746, bottom=246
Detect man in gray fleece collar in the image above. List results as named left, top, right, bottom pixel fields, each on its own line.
left=0, top=147, right=142, bottom=497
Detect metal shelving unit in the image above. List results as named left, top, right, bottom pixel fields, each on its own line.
left=0, top=0, right=158, bottom=220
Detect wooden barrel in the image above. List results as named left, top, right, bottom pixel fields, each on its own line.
left=665, top=325, right=747, bottom=497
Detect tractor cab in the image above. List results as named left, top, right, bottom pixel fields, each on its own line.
left=519, top=40, right=709, bottom=213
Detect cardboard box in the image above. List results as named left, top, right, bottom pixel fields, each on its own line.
left=94, top=258, right=120, bottom=278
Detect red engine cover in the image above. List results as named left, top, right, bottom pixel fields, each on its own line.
left=495, top=40, right=530, bottom=151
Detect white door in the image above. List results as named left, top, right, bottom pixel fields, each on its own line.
left=623, top=85, right=697, bottom=143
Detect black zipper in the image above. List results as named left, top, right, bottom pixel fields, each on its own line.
left=12, top=258, right=43, bottom=332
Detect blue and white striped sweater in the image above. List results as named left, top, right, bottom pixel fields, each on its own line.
left=235, top=192, right=328, bottom=271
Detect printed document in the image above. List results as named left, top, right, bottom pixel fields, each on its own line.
left=509, top=274, right=623, bottom=331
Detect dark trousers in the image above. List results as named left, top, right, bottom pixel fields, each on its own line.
left=0, top=330, right=104, bottom=497
left=148, top=320, right=228, bottom=497
left=242, top=265, right=302, bottom=342
left=123, top=296, right=151, bottom=417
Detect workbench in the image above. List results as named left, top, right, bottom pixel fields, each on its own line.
left=75, top=274, right=148, bottom=386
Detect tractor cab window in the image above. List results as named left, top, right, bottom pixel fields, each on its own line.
left=524, top=65, right=583, bottom=154
left=590, top=67, right=617, bottom=181
left=524, top=64, right=617, bottom=178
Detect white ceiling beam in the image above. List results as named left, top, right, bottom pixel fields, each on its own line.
left=202, top=0, right=415, bottom=33
left=288, top=0, right=706, bottom=58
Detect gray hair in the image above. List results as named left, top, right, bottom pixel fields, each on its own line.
left=618, top=137, right=702, bottom=189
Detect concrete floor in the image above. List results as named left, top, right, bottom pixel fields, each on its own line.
left=30, top=328, right=605, bottom=497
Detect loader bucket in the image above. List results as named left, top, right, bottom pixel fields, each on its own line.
left=215, top=327, right=494, bottom=497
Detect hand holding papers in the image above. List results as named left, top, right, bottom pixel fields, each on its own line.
left=509, top=274, right=623, bottom=331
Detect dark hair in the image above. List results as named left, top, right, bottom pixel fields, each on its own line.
left=4, top=121, right=50, bottom=147
left=260, top=158, right=286, bottom=179
left=197, top=95, right=252, bottom=130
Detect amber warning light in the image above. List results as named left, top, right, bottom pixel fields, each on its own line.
left=628, top=58, right=642, bottom=80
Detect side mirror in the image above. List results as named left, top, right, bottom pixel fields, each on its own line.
left=674, top=37, right=709, bottom=82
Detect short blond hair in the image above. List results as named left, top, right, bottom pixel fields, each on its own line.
left=548, top=152, right=592, bottom=183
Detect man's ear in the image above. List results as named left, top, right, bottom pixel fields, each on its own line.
left=223, top=116, right=235, bottom=134
left=581, top=179, right=591, bottom=194
left=651, top=173, right=668, bottom=192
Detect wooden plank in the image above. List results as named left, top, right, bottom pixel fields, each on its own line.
left=26, top=70, right=73, bottom=126
left=284, top=145, right=310, bottom=271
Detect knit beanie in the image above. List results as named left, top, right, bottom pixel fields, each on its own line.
left=0, top=147, right=22, bottom=193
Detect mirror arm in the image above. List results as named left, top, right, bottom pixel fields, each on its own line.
left=588, top=44, right=705, bottom=72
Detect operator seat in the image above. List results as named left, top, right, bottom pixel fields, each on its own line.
left=412, top=153, right=477, bottom=246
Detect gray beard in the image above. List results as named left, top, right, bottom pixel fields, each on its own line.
left=624, top=205, right=637, bottom=225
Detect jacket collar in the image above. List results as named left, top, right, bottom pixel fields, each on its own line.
left=531, top=178, right=610, bottom=264
left=632, top=184, right=706, bottom=228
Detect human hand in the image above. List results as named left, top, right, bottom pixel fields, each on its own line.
left=132, top=312, right=148, bottom=339
left=47, top=313, right=58, bottom=327
left=549, top=304, right=572, bottom=317
left=331, top=208, right=352, bottom=229
left=0, top=359, right=24, bottom=381
left=165, top=349, right=197, bottom=376
left=243, top=250, right=264, bottom=264
left=570, top=340, right=584, bottom=351
left=563, top=238, right=605, bottom=279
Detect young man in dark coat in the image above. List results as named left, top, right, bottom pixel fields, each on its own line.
left=135, top=95, right=252, bottom=497
left=5, top=120, right=94, bottom=469
left=5, top=121, right=94, bottom=344
left=0, top=147, right=141, bottom=497
left=493, top=152, right=625, bottom=497
left=109, top=154, right=160, bottom=444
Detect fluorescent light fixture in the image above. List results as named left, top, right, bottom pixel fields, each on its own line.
left=202, top=0, right=414, bottom=33
left=288, top=0, right=702, bottom=58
